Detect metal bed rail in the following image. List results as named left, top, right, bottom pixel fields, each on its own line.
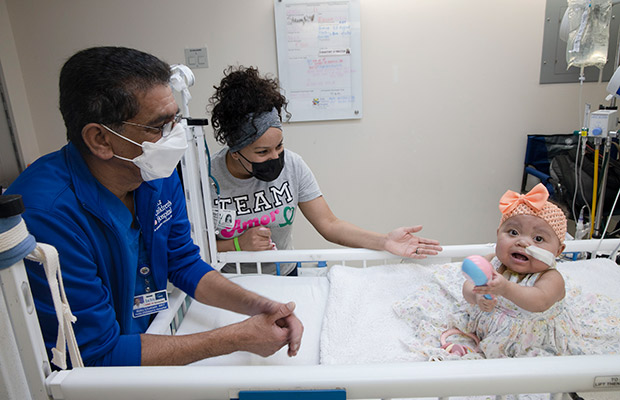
left=214, top=239, right=620, bottom=271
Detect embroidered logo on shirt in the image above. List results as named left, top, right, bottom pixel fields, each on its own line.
left=154, top=200, right=173, bottom=231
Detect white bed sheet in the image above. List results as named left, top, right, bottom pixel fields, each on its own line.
left=176, top=275, right=329, bottom=366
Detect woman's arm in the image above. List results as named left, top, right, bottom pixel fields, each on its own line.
left=298, top=196, right=441, bottom=258
left=298, top=196, right=382, bottom=248
left=216, top=227, right=274, bottom=252
left=216, top=237, right=236, bottom=252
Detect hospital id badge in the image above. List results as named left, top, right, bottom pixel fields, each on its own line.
left=132, top=289, right=169, bottom=318
left=214, top=208, right=235, bottom=232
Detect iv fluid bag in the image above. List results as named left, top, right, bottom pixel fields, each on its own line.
left=566, top=0, right=612, bottom=70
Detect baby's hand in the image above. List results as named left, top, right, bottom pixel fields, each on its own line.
left=476, top=294, right=497, bottom=312
left=473, top=270, right=509, bottom=297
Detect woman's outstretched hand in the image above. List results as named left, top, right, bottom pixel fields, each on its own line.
left=385, top=225, right=442, bottom=259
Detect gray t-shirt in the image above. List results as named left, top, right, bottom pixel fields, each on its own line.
left=210, top=147, right=322, bottom=274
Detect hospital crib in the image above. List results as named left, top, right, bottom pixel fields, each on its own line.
left=9, top=240, right=616, bottom=400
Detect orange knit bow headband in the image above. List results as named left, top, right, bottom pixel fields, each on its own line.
left=499, top=183, right=567, bottom=243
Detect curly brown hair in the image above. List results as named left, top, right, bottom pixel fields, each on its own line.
left=208, top=66, right=290, bottom=148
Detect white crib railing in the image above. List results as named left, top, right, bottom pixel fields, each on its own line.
left=45, top=355, right=620, bottom=400
left=6, top=238, right=620, bottom=400
left=214, top=239, right=618, bottom=272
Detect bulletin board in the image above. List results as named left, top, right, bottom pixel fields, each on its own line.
left=274, top=0, right=362, bottom=122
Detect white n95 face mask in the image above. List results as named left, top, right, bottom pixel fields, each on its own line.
left=102, top=122, right=188, bottom=181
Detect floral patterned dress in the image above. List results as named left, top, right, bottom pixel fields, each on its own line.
left=455, top=258, right=586, bottom=358
left=393, top=259, right=620, bottom=360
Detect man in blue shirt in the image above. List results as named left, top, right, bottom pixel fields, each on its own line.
left=6, top=46, right=302, bottom=366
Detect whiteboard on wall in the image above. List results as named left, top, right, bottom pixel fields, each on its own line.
left=274, top=0, right=362, bottom=122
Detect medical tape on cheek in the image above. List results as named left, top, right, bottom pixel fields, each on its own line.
left=525, top=245, right=556, bottom=268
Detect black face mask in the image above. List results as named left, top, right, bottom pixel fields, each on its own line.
left=237, top=150, right=285, bottom=182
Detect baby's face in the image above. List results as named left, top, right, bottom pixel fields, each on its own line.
left=496, top=215, right=563, bottom=274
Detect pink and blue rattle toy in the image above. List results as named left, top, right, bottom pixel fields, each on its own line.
left=461, top=255, right=494, bottom=300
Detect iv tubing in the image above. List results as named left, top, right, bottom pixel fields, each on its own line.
left=573, top=137, right=592, bottom=222
left=203, top=136, right=220, bottom=195
left=578, top=68, right=586, bottom=128
left=594, top=139, right=611, bottom=236
left=572, top=137, right=583, bottom=221
left=590, top=143, right=600, bottom=238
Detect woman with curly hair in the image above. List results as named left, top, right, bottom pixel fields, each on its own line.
left=208, top=66, right=441, bottom=275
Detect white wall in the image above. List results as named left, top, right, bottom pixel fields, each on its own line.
left=1, top=0, right=610, bottom=249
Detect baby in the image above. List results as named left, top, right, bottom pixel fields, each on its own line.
left=394, top=183, right=620, bottom=360
left=461, top=183, right=585, bottom=358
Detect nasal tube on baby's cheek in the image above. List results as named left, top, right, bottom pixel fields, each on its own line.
left=525, top=246, right=556, bottom=268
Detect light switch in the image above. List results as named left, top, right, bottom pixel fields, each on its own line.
left=184, top=47, right=208, bottom=69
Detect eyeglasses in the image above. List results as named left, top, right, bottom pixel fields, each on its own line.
left=122, top=114, right=183, bottom=137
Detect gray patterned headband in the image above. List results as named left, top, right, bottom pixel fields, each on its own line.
left=228, top=107, right=282, bottom=152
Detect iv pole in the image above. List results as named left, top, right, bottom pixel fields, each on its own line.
left=563, top=0, right=620, bottom=238
left=170, top=65, right=219, bottom=264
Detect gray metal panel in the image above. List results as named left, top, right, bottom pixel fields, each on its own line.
left=540, top=0, right=620, bottom=84
left=0, top=61, right=24, bottom=190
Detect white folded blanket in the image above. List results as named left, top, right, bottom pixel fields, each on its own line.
left=320, top=263, right=445, bottom=364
